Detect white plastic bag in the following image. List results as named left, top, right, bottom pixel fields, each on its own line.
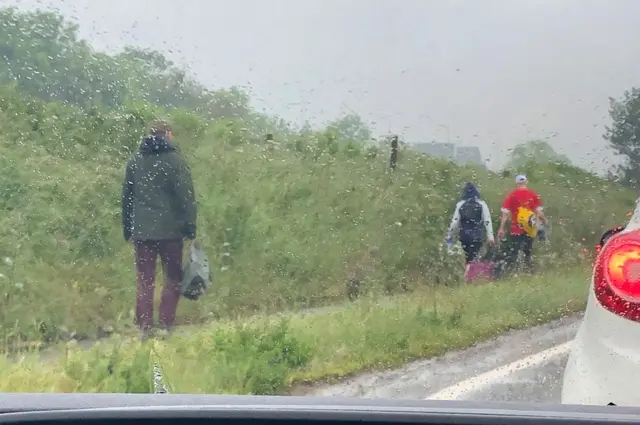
left=180, top=240, right=212, bottom=301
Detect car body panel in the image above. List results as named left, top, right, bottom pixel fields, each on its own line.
left=562, top=200, right=640, bottom=405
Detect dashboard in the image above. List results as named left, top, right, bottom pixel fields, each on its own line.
left=0, top=394, right=636, bottom=425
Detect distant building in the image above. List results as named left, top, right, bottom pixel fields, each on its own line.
left=409, top=142, right=486, bottom=168
left=455, top=146, right=483, bottom=166
left=412, top=142, right=455, bottom=161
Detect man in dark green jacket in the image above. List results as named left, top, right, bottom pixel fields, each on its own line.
left=121, top=120, right=197, bottom=339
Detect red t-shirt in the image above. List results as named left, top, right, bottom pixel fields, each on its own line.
left=501, top=187, right=542, bottom=235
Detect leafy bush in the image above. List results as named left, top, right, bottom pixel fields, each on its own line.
left=163, top=319, right=311, bottom=395
left=63, top=341, right=153, bottom=393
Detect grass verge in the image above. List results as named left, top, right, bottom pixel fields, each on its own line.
left=0, top=267, right=590, bottom=394
left=0, top=7, right=633, bottom=346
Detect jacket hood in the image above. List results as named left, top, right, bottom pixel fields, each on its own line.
left=461, top=182, right=480, bottom=201
left=138, top=135, right=176, bottom=155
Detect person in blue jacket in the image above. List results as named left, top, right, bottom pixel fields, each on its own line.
left=446, top=182, right=495, bottom=264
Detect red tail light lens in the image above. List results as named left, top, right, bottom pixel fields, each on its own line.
left=594, top=229, right=640, bottom=321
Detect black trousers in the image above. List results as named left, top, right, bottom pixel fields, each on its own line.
left=504, top=233, right=534, bottom=274
left=459, top=237, right=483, bottom=264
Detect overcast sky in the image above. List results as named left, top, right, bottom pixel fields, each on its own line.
left=6, top=0, right=640, bottom=172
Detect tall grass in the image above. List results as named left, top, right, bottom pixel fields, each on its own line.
left=0, top=83, right=633, bottom=344
left=0, top=268, right=589, bottom=394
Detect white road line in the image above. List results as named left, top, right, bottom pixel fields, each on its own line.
left=426, top=340, right=574, bottom=401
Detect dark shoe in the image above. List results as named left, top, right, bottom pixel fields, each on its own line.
left=154, top=324, right=173, bottom=340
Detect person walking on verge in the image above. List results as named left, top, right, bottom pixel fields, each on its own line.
left=446, top=182, right=495, bottom=265
left=121, top=120, right=197, bottom=341
left=496, top=174, right=547, bottom=275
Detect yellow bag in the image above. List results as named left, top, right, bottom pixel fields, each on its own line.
left=516, top=207, right=538, bottom=238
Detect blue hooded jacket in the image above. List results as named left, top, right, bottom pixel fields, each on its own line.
left=461, top=182, right=481, bottom=201
left=456, top=182, right=485, bottom=239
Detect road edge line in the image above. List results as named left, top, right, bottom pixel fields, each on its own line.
left=425, top=340, right=574, bottom=400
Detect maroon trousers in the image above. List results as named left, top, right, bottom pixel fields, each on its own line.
left=134, top=239, right=183, bottom=330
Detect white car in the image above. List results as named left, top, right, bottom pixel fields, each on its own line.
left=561, top=209, right=640, bottom=406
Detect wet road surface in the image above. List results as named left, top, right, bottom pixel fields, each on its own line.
left=308, top=315, right=582, bottom=402
left=456, top=352, right=568, bottom=402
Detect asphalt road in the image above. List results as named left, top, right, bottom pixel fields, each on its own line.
left=307, top=314, right=582, bottom=402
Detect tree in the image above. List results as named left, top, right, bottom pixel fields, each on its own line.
left=604, top=87, right=640, bottom=187
left=506, top=140, right=570, bottom=169
left=326, top=114, right=372, bottom=142
left=0, top=7, right=251, bottom=118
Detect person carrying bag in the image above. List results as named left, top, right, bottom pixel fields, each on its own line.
left=446, top=182, right=495, bottom=265
left=121, top=120, right=197, bottom=341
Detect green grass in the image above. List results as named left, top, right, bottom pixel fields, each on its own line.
left=0, top=7, right=627, bottom=395
left=0, top=81, right=632, bottom=346
left=0, top=267, right=590, bottom=394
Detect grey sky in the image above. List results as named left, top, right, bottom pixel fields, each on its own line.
left=7, top=0, right=640, bottom=172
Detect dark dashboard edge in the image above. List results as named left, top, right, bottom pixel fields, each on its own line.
left=0, top=394, right=635, bottom=419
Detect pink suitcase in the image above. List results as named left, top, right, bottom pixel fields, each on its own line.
left=465, top=261, right=495, bottom=283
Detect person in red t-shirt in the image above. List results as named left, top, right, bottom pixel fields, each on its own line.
left=497, top=174, right=548, bottom=274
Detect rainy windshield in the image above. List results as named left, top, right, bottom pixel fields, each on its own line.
left=1, top=0, right=639, bottom=406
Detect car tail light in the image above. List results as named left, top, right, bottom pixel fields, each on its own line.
left=594, top=229, right=640, bottom=321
